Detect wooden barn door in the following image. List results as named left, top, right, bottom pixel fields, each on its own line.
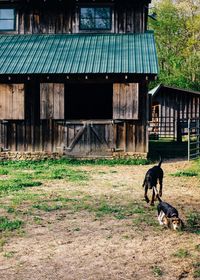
left=63, top=121, right=114, bottom=157
left=113, top=83, right=139, bottom=153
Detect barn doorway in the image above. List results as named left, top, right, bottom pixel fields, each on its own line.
left=64, top=83, right=114, bottom=157
left=65, top=83, right=113, bottom=120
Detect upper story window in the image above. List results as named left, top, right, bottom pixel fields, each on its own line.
left=0, top=9, right=15, bottom=31
left=80, top=7, right=111, bottom=31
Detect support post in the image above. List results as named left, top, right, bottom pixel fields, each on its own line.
left=188, top=118, right=190, bottom=161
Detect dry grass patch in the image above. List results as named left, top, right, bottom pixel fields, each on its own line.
left=0, top=159, right=200, bottom=280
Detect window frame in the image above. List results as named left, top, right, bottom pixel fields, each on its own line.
left=79, top=6, right=113, bottom=32
left=0, top=8, right=16, bottom=32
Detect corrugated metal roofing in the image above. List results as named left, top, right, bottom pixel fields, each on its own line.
left=0, top=32, right=158, bottom=75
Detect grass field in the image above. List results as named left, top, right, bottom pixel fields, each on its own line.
left=0, top=158, right=199, bottom=279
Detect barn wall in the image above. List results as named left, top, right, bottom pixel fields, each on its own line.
left=0, top=80, right=148, bottom=156
left=152, top=87, right=200, bottom=139
left=0, top=1, right=148, bottom=34
left=155, top=89, right=200, bottom=120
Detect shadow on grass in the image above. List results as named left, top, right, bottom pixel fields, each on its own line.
left=148, top=139, right=188, bottom=161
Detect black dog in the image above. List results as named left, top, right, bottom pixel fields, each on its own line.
left=154, top=187, right=184, bottom=231
left=142, top=157, right=163, bottom=206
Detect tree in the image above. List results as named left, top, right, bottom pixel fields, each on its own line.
left=149, top=0, right=200, bottom=90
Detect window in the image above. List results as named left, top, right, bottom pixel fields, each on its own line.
left=80, top=7, right=111, bottom=30
left=0, top=9, right=15, bottom=31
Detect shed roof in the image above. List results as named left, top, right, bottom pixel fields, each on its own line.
left=150, top=84, right=200, bottom=97
left=0, top=32, right=158, bottom=75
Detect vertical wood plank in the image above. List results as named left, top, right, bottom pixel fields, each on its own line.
left=0, top=84, right=24, bottom=120
left=113, top=83, right=139, bottom=120
left=40, top=83, right=64, bottom=119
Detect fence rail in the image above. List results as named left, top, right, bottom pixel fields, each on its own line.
left=149, top=117, right=200, bottom=160
left=187, top=118, right=200, bottom=160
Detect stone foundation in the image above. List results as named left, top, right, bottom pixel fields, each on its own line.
left=0, top=152, right=63, bottom=161
left=0, top=151, right=147, bottom=161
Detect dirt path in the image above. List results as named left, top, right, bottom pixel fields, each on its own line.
left=0, top=160, right=199, bottom=280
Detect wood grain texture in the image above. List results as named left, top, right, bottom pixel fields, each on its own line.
left=40, top=83, right=64, bottom=120
left=0, top=84, right=24, bottom=120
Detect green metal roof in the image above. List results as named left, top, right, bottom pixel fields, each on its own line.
left=0, top=32, right=158, bottom=75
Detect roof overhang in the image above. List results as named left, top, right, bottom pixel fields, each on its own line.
left=0, top=32, right=158, bottom=79
left=149, top=84, right=200, bottom=98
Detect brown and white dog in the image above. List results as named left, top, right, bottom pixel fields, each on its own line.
left=154, top=187, right=184, bottom=231
left=142, top=157, right=163, bottom=206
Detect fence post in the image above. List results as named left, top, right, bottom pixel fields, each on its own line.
left=188, top=118, right=190, bottom=161
left=197, top=119, right=200, bottom=158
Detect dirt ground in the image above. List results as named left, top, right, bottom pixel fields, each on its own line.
left=0, top=159, right=200, bottom=280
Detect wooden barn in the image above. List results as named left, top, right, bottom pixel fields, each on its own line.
left=150, top=84, right=200, bottom=141
left=0, top=0, right=158, bottom=159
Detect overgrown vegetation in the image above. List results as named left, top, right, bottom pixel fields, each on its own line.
left=149, top=0, right=200, bottom=91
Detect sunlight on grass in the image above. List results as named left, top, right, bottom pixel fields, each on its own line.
left=170, top=158, right=200, bottom=178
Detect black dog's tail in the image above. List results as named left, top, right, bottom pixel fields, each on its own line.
left=153, top=186, right=162, bottom=202
left=158, top=154, right=162, bottom=167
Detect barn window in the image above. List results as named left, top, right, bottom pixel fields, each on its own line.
left=66, top=84, right=113, bottom=119
left=0, top=9, right=15, bottom=31
left=79, top=7, right=111, bottom=30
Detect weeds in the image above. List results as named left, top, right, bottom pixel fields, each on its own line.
left=171, top=158, right=200, bottom=178
left=193, top=262, right=200, bottom=279
left=173, top=248, right=191, bottom=258
left=0, top=169, right=9, bottom=175
left=171, top=171, right=198, bottom=177
left=186, top=212, right=200, bottom=234
left=0, top=217, right=23, bottom=232
left=152, top=266, right=163, bottom=277
left=3, top=251, right=15, bottom=258
left=0, top=180, right=42, bottom=195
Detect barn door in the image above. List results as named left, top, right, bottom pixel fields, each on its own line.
left=63, top=121, right=114, bottom=157
left=113, top=83, right=139, bottom=120
left=112, top=83, right=139, bottom=152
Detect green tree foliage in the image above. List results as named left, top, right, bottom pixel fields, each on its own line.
left=149, top=0, right=200, bottom=91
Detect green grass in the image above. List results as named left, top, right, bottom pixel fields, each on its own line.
left=0, top=169, right=9, bottom=175
left=0, top=179, right=42, bottom=195
left=0, top=217, right=23, bottom=232
left=173, top=248, right=191, bottom=258
left=170, top=157, right=200, bottom=180
left=193, top=262, right=200, bottom=279
left=152, top=266, right=163, bottom=277
left=171, top=170, right=198, bottom=177
left=0, top=158, right=149, bottom=199
left=186, top=212, right=200, bottom=234
left=0, top=157, right=149, bottom=168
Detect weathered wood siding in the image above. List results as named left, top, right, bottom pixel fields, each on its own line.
left=0, top=81, right=149, bottom=155
left=1, top=1, right=148, bottom=34
left=152, top=87, right=200, bottom=139
left=113, top=83, right=139, bottom=120
left=156, top=90, right=200, bottom=121
left=40, top=83, right=64, bottom=120
left=0, top=84, right=24, bottom=120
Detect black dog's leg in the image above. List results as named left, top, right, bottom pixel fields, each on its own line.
left=158, top=176, right=163, bottom=197
left=150, top=188, right=155, bottom=206
left=144, top=185, right=150, bottom=203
